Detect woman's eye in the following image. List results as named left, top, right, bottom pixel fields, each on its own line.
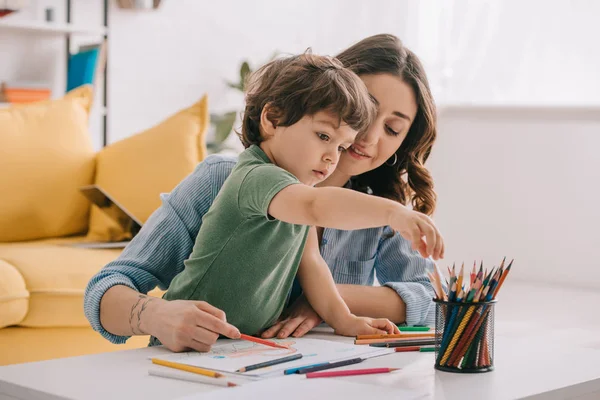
left=317, top=133, right=330, bottom=141
left=338, top=146, right=347, bottom=152
left=385, top=125, right=400, bottom=136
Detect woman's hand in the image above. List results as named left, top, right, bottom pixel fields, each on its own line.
left=146, top=299, right=240, bottom=352
left=261, top=295, right=323, bottom=339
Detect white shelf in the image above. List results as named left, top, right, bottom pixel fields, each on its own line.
left=0, top=19, right=106, bottom=36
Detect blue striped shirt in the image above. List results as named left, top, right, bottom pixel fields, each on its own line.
left=84, top=154, right=437, bottom=344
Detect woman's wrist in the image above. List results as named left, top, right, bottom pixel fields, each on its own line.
left=135, top=295, right=163, bottom=336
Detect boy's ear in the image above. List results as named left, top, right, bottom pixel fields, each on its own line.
left=260, top=103, right=280, bottom=138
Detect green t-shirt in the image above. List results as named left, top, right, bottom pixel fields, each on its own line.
left=163, top=145, right=310, bottom=335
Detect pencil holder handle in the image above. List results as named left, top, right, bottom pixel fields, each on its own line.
left=433, top=299, right=495, bottom=373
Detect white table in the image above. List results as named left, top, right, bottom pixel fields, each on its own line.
left=2, top=282, right=600, bottom=400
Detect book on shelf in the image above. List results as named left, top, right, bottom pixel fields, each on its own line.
left=0, top=0, right=28, bottom=18
left=67, top=41, right=107, bottom=93
left=0, top=81, right=51, bottom=103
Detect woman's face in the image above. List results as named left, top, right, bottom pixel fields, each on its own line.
left=336, top=73, right=418, bottom=177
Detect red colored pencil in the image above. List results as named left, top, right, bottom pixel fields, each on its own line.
left=306, top=368, right=399, bottom=378
left=239, top=334, right=290, bottom=349
left=395, top=346, right=434, bottom=352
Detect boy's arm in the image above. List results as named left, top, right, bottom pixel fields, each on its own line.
left=268, top=185, right=443, bottom=260
left=297, top=227, right=399, bottom=336
left=296, top=227, right=353, bottom=328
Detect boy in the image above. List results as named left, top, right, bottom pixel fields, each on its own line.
left=161, top=53, right=442, bottom=337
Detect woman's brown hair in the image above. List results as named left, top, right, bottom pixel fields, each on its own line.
left=336, top=34, right=437, bottom=216
left=239, top=52, right=376, bottom=148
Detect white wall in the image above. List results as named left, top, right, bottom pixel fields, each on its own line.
left=412, top=0, right=600, bottom=107
left=107, top=0, right=410, bottom=144
left=429, top=107, right=600, bottom=289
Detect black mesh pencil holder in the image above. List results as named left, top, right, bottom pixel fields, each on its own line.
left=434, top=299, right=496, bottom=373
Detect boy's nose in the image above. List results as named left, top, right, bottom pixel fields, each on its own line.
left=323, top=152, right=337, bottom=166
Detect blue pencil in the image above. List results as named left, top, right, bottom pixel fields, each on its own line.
left=284, top=362, right=328, bottom=375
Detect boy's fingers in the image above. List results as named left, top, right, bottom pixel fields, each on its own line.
left=292, top=319, right=317, bottom=337
left=261, top=321, right=285, bottom=338
left=417, top=239, right=428, bottom=259
left=418, top=220, right=436, bottom=258
left=277, top=317, right=304, bottom=339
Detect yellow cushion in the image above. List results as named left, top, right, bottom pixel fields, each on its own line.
left=0, top=243, right=121, bottom=327
left=0, top=86, right=96, bottom=242
left=0, top=260, right=29, bottom=329
left=87, top=95, right=209, bottom=241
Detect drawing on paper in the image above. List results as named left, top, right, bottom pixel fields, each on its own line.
left=208, top=339, right=297, bottom=359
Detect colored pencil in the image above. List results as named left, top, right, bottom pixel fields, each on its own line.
left=296, top=357, right=363, bottom=374
left=151, top=358, right=223, bottom=378
left=284, top=363, right=329, bottom=375
left=398, top=326, right=431, bottom=332
left=148, top=367, right=237, bottom=387
left=355, top=335, right=434, bottom=345
left=239, top=334, right=290, bottom=349
left=306, top=368, right=399, bottom=379
left=356, top=332, right=435, bottom=340
left=492, top=259, right=513, bottom=299
left=433, top=263, right=448, bottom=301
left=236, top=353, right=302, bottom=372
left=395, top=346, right=435, bottom=353
left=369, top=338, right=436, bottom=348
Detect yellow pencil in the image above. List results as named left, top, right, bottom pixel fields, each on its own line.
left=151, top=358, right=223, bottom=378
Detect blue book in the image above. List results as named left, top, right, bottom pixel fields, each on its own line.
left=67, top=43, right=105, bottom=92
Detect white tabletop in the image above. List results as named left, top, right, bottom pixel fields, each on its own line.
left=1, top=281, right=600, bottom=400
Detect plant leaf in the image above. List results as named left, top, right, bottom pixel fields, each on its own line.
left=213, top=111, right=237, bottom=144
left=239, top=61, right=251, bottom=91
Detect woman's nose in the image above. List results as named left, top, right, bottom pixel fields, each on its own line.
left=357, top=124, right=379, bottom=147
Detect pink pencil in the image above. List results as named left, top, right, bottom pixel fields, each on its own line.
left=306, top=368, right=399, bottom=378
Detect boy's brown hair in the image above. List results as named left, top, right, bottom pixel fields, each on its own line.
left=239, top=52, right=376, bottom=148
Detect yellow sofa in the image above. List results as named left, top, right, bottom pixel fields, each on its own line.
left=0, top=87, right=209, bottom=365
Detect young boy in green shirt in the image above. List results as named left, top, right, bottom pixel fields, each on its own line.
left=162, top=53, right=443, bottom=338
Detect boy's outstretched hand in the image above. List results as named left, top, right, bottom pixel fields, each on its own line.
left=334, top=315, right=400, bottom=337
left=388, top=206, right=445, bottom=261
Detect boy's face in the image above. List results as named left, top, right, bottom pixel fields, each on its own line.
left=267, top=111, right=357, bottom=186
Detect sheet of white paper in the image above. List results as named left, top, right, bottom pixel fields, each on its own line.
left=152, top=338, right=393, bottom=377
left=175, top=377, right=424, bottom=400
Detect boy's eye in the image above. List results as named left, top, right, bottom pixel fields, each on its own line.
left=317, top=132, right=330, bottom=141
left=385, top=125, right=400, bottom=136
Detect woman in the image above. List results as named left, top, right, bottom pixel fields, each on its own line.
left=84, top=34, right=440, bottom=353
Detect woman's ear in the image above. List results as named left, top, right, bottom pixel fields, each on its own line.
left=260, top=103, right=280, bottom=138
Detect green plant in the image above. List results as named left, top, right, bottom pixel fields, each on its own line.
left=208, top=61, right=251, bottom=153
left=208, top=54, right=277, bottom=152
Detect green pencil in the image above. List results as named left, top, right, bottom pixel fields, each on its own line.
left=398, top=326, right=431, bottom=332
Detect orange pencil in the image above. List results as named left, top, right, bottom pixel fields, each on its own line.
left=239, top=334, right=290, bottom=349
left=492, top=259, right=513, bottom=299
left=356, top=333, right=435, bottom=340
left=432, top=263, right=448, bottom=301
